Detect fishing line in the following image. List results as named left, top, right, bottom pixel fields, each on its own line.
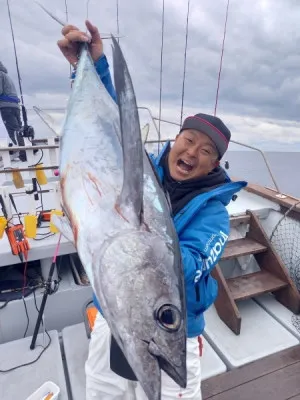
left=86, top=0, right=90, bottom=21
left=214, top=0, right=230, bottom=116
left=158, top=0, right=165, bottom=154
left=116, top=0, right=120, bottom=44
left=64, top=0, right=72, bottom=80
left=64, top=0, right=69, bottom=22
left=180, top=0, right=191, bottom=127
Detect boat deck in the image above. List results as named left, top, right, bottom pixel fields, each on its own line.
left=202, top=344, right=300, bottom=400
left=1, top=321, right=299, bottom=399
left=1, top=149, right=300, bottom=398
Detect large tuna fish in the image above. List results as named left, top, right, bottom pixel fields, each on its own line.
left=52, top=37, right=187, bottom=399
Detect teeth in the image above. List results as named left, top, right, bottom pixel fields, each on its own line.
left=182, top=160, right=192, bottom=167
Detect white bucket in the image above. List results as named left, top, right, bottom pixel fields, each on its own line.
left=25, top=381, right=60, bottom=400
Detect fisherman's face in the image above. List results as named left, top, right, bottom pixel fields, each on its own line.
left=168, top=129, right=219, bottom=181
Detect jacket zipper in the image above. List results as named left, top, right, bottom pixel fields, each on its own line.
left=195, top=283, right=200, bottom=302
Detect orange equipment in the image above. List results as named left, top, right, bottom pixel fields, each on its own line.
left=83, top=300, right=98, bottom=338
left=6, top=224, right=30, bottom=262
left=0, top=194, right=30, bottom=262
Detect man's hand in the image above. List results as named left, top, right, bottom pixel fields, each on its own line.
left=57, top=20, right=103, bottom=67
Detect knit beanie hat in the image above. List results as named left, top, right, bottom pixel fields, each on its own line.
left=180, top=113, right=231, bottom=159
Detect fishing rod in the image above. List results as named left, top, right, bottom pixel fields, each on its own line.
left=34, top=0, right=123, bottom=39
left=6, top=0, right=35, bottom=139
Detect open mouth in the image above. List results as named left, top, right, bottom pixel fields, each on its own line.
left=176, top=159, right=194, bottom=174
left=146, top=338, right=187, bottom=389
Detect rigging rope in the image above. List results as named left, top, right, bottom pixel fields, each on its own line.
left=116, top=0, right=120, bottom=43
left=214, top=0, right=230, bottom=116
left=86, top=0, right=90, bottom=20
left=64, top=0, right=69, bottom=22
left=180, top=0, right=191, bottom=127
left=64, top=0, right=72, bottom=81
left=158, top=0, right=165, bottom=154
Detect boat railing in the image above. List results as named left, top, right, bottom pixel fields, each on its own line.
left=138, top=106, right=285, bottom=198
left=0, top=139, right=61, bottom=220
left=6, top=106, right=284, bottom=197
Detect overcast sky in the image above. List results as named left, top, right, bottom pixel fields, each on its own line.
left=0, top=0, right=300, bottom=151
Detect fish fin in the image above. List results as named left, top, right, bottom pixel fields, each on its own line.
left=111, top=35, right=144, bottom=225
left=51, top=214, right=75, bottom=243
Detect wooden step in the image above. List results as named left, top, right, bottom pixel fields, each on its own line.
left=212, top=210, right=300, bottom=335
left=230, top=214, right=250, bottom=227
left=221, top=238, right=267, bottom=260
left=226, top=270, right=288, bottom=301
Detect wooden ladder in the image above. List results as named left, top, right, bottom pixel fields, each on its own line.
left=211, top=210, right=300, bottom=335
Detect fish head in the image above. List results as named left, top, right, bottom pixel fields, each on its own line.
left=96, top=229, right=187, bottom=399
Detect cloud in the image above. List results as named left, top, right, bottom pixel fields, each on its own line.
left=0, top=0, right=300, bottom=150
left=139, top=103, right=300, bottom=153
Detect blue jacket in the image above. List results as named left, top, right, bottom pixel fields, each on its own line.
left=90, top=54, right=247, bottom=337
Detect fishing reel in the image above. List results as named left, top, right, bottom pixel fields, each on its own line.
left=10, top=124, right=36, bottom=163
left=19, top=124, right=35, bottom=140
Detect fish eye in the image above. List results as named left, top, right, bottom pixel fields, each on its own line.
left=156, top=304, right=182, bottom=332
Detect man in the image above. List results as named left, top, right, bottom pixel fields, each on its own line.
left=58, top=21, right=247, bottom=400
left=0, top=61, right=25, bottom=159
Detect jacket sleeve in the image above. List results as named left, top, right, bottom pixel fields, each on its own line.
left=71, top=54, right=117, bottom=103
left=178, top=200, right=230, bottom=313
left=94, top=55, right=117, bottom=103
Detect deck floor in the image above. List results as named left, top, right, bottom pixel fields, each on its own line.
left=202, top=344, right=300, bottom=400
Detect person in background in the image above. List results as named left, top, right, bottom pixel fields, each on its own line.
left=57, top=21, right=247, bottom=400
left=0, top=61, right=24, bottom=160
